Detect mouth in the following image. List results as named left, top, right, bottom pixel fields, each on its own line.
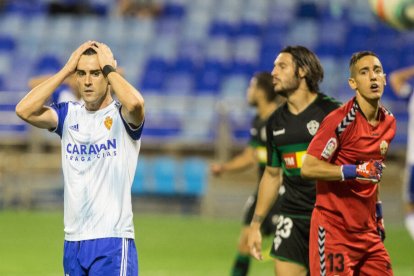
left=370, top=83, right=380, bottom=92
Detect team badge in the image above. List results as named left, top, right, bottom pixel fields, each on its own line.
left=104, top=116, right=113, bottom=130
left=307, top=120, right=320, bottom=136
left=380, top=140, right=388, bottom=156
left=321, top=137, right=337, bottom=159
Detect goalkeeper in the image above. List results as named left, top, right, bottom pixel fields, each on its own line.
left=301, top=51, right=395, bottom=276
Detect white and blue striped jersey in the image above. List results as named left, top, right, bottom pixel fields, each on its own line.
left=51, top=101, right=143, bottom=241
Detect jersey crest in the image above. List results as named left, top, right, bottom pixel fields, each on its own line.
left=104, top=116, right=113, bottom=130
left=307, top=120, right=320, bottom=136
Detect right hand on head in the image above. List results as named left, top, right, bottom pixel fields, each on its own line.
left=62, top=41, right=94, bottom=76
left=248, top=226, right=263, bottom=261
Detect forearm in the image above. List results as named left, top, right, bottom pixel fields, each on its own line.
left=221, top=149, right=255, bottom=173
left=107, top=71, right=145, bottom=125
left=16, top=69, right=69, bottom=120
left=251, top=168, right=281, bottom=229
left=301, top=154, right=342, bottom=181
left=390, top=66, right=414, bottom=93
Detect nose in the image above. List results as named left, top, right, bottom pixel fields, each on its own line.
left=271, top=66, right=277, bottom=77
left=369, top=70, right=377, bottom=80
left=85, top=74, right=92, bottom=86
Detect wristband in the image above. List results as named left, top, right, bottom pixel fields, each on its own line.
left=341, top=164, right=357, bottom=180
left=102, top=65, right=116, bottom=78
left=376, top=201, right=383, bottom=219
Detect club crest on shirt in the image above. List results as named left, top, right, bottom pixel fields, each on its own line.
left=307, top=120, right=320, bottom=136
left=104, top=116, right=113, bottom=130
left=321, top=137, right=337, bottom=159
left=380, top=140, right=388, bottom=156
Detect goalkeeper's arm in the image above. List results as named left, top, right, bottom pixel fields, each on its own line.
left=302, top=154, right=384, bottom=183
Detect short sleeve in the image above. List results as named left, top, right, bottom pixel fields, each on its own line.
left=266, top=121, right=282, bottom=167
left=50, top=102, right=69, bottom=138
left=307, top=112, right=341, bottom=162
left=119, top=106, right=144, bottom=140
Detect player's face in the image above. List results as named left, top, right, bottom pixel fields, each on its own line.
left=247, top=77, right=259, bottom=106
left=348, top=55, right=386, bottom=101
left=271, top=53, right=300, bottom=96
left=75, top=54, right=110, bottom=110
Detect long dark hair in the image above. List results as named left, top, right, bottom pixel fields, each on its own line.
left=280, top=45, right=324, bottom=92
left=254, top=72, right=276, bottom=102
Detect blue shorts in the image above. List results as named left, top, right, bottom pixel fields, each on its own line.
left=63, top=238, right=138, bottom=276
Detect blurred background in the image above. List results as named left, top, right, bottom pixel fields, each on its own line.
left=0, top=0, right=413, bottom=275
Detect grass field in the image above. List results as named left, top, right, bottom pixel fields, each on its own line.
left=0, top=211, right=413, bottom=276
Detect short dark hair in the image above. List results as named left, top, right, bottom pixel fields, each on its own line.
left=82, top=48, right=97, bottom=55
left=349, top=51, right=380, bottom=76
left=280, top=45, right=324, bottom=92
left=253, top=71, right=276, bottom=102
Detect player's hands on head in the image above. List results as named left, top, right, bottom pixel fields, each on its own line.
left=63, top=41, right=94, bottom=76
left=248, top=227, right=263, bottom=261
left=90, top=41, right=117, bottom=70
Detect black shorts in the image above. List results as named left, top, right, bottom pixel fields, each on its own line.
left=243, top=193, right=281, bottom=236
left=270, top=214, right=311, bottom=269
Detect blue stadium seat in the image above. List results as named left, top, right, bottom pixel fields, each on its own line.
left=140, top=57, right=169, bottom=92
left=33, top=54, right=62, bottom=75
left=153, top=157, right=177, bottom=195
left=163, top=72, right=194, bottom=95
left=181, top=158, right=207, bottom=196
left=0, top=35, right=16, bottom=52
left=131, top=156, right=149, bottom=195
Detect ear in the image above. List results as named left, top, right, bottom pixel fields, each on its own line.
left=348, top=77, right=357, bottom=90
left=298, top=66, right=308, bottom=78
left=383, top=73, right=387, bottom=86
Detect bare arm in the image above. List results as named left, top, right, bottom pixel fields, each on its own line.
left=16, top=42, right=92, bottom=129
left=210, top=146, right=256, bottom=176
left=389, top=66, right=414, bottom=96
left=248, top=166, right=282, bottom=260
left=301, top=154, right=342, bottom=181
left=92, top=42, right=145, bottom=127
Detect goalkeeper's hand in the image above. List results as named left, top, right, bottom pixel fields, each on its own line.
left=376, top=201, right=386, bottom=241
left=341, top=160, right=384, bottom=183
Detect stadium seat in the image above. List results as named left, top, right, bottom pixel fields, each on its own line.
left=153, top=157, right=177, bottom=195
left=131, top=156, right=151, bottom=195
left=163, top=72, right=194, bottom=95
left=181, top=158, right=207, bottom=196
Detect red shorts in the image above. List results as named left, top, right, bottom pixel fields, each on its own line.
left=309, top=208, right=393, bottom=276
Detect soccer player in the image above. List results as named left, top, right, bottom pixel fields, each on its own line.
left=389, top=65, right=414, bottom=240
left=301, top=51, right=395, bottom=275
left=16, top=41, right=144, bottom=275
left=248, top=45, right=340, bottom=276
left=210, top=72, right=284, bottom=276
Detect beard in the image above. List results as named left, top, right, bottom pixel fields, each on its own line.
left=274, top=76, right=301, bottom=96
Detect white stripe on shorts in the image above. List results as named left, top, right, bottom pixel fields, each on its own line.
left=120, top=238, right=129, bottom=276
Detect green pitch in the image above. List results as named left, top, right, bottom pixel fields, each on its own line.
left=0, top=211, right=413, bottom=275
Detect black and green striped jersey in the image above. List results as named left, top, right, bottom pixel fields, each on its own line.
left=248, top=114, right=268, bottom=181
left=266, top=93, right=340, bottom=217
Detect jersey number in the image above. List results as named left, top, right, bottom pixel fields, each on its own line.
left=327, top=253, right=344, bottom=272
left=273, top=216, right=293, bottom=251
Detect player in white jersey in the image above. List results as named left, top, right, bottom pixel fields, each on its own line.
left=389, top=66, right=414, bottom=241
left=16, top=41, right=145, bottom=275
